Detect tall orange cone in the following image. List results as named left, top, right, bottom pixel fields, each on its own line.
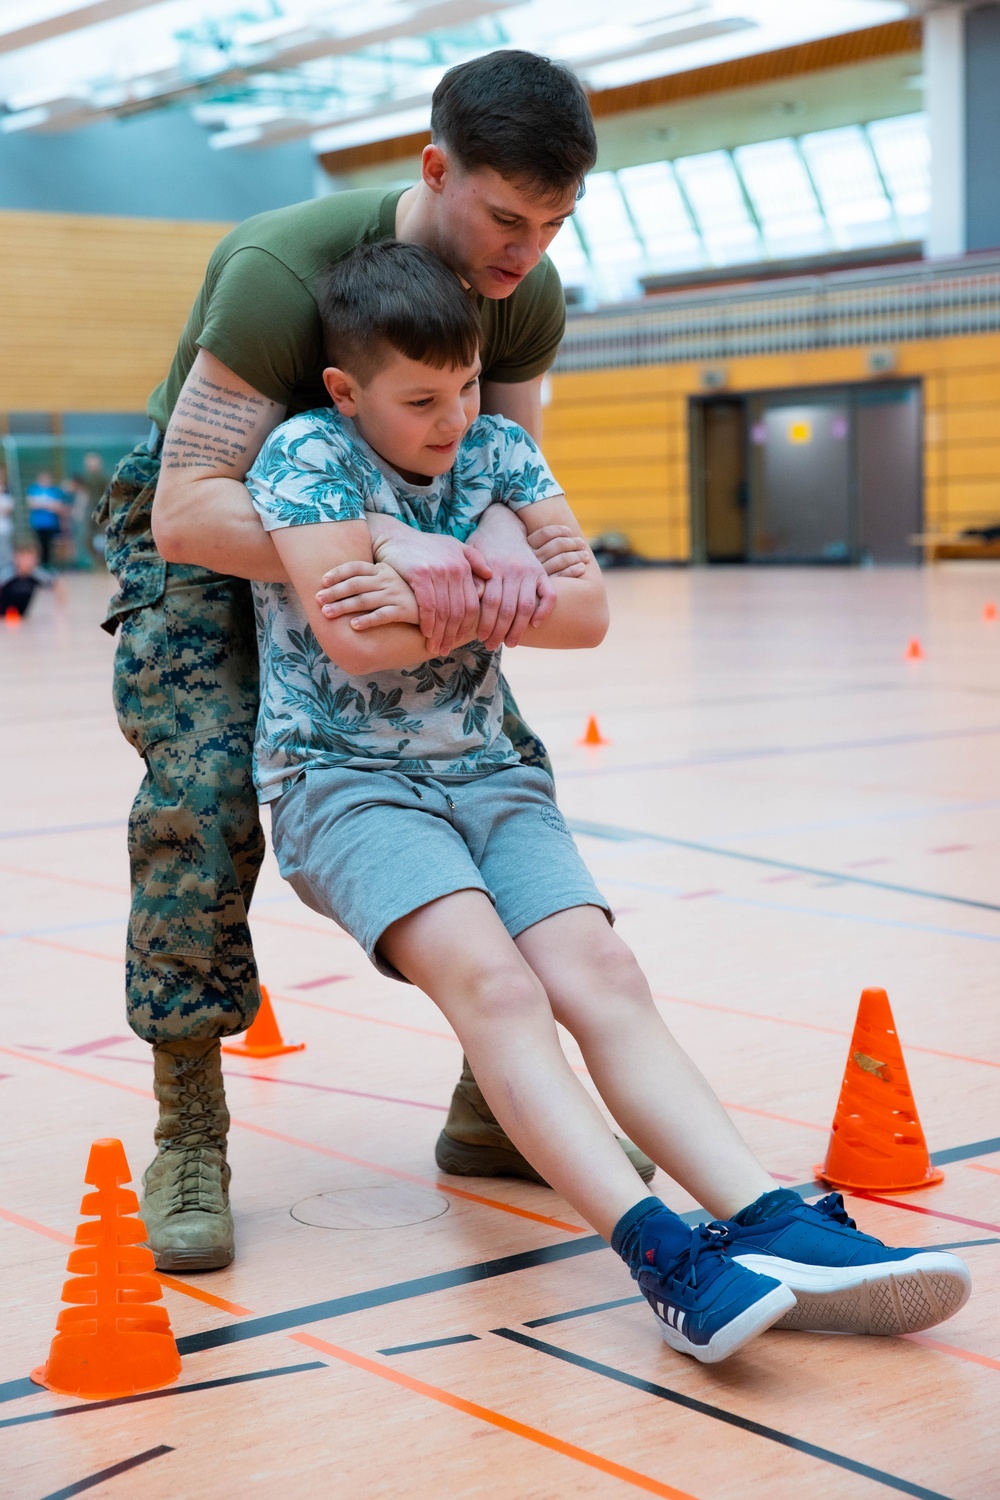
left=32, top=1139, right=180, bottom=1399
left=905, top=637, right=925, bottom=660
left=815, top=988, right=943, bottom=1193
left=222, top=985, right=304, bottom=1058
left=578, top=715, right=609, bottom=746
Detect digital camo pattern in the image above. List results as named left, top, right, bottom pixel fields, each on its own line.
left=103, top=443, right=265, bottom=1041
left=102, top=435, right=551, bottom=1038
left=247, top=409, right=563, bottom=799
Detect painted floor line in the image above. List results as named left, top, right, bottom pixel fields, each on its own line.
left=38, top=1444, right=173, bottom=1500
left=568, top=818, right=1000, bottom=916
left=290, top=1331, right=700, bottom=1500
left=492, top=1328, right=954, bottom=1500
left=0, top=1362, right=325, bottom=1430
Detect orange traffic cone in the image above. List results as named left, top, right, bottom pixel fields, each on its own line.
left=5, top=606, right=21, bottom=627
left=905, top=638, right=925, bottom=660
left=31, top=1139, right=180, bottom=1399
left=578, top=715, right=609, bottom=746
left=984, top=602, right=997, bottom=622
left=815, top=988, right=943, bottom=1193
left=222, top=985, right=304, bottom=1058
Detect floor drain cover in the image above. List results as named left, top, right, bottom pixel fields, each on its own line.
left=290, top=1183, right=449, bottom=1230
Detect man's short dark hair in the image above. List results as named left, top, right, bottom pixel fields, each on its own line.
left=315, top=240, right=482, bottom=386
left=431, top=50, right=597, bottom=198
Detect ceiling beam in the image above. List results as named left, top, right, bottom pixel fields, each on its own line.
left=0, top=0, right=164, bottom=56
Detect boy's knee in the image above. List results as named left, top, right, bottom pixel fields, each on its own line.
left=465, top=964, right=547, bottom=1028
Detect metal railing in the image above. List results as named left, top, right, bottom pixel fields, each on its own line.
left=554, top=251, right=1000, bottom=371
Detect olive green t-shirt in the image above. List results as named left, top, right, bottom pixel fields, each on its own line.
left=148, top=188, right=566, bottom=433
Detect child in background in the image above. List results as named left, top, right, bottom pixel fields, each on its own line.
left=244, top=241, right=970, bottom=1363
left=0, top=544, right=53, bottom=618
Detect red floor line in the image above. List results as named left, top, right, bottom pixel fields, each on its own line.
left=849, top=1191, right=1000, bottom=1235
left=271, top=989, right=458, bottom=1041
left=289, top=1332, right=700, bottom=1500
left=652, top=992, right=1000, bottom=1071
left=0, top=1045, right=583, bottom=1236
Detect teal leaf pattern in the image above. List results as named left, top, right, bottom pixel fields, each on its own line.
left=248, top=408, right=564, bottom=799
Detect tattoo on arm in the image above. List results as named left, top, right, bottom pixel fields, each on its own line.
left=161, top=372, right=281, bottom=475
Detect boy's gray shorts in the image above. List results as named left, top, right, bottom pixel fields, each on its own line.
left=268, top=763, right=611, bottom=980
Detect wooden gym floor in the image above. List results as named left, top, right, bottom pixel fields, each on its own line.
left=1, top=564, right=998, bottom=1500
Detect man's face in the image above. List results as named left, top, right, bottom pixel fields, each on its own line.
left=428, top=154, right=578, bottom=299
left=324, top=350, right=482, bottom=484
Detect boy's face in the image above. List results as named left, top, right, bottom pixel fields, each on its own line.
left=424, top=150, right=578, bottom=300
left=14, top=548, right=38, bottom=575
left=324, top=350, right=482, bottom=484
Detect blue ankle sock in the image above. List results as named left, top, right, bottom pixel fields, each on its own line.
left=731, top=1188, right=801, bottom=1227
left=611, top=1198, right=692, bottom=1279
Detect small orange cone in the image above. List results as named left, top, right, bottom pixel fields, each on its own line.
left=32, top=1139, right=180, bottom=1399
left=905, top=638, right=925, bottom=660
left=578, top=715, right=609, bottom=746
left=815, top=988, right=943, bottom=1193
left=5, top=606, right=21, bottom=627
left=222, top=985, right=304, bottom=1058
left=984, top=602, right=997, bottom=622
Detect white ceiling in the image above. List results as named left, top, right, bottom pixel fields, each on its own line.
left=0, top=0, right=913, bottom=152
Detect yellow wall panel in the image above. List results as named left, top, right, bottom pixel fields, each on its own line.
left=0, top=209, right=230, bottom=412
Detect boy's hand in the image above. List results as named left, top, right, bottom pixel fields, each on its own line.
left=317, top=560, right=420, bottom=632
left=528, top=523, right=591, bottom=578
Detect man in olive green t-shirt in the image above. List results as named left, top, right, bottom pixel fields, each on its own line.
left=99, top=49, right=653, bottom=1273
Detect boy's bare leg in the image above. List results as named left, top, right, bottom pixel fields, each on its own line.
left=515, top=907, right=776, bottom=1221
left=379, top=890, right=652, bottom=1239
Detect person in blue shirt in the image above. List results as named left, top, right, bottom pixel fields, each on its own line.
left=25, top=471, right=68, bottom=569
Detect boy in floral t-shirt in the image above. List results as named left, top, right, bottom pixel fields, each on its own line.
left=245, top=241, right=970, bottom=1365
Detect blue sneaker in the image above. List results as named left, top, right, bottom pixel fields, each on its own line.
left=724, top=1192, right=971, bottom=1335
left=638, top=1223, right=796, bottom=1363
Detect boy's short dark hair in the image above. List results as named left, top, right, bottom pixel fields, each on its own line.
left=316, top=241, right=482, bottom=385
left=431, top=50, right=597, bottom=199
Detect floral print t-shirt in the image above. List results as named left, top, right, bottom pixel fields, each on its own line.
left=246, top=407, right=563, bottom=802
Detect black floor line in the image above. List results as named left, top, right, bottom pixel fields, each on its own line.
left=559, top=723, right=1000, bottom=785
left=930, top=1136, right=1000, bottom=1165
left=378, top=1335, right=480, bottom=1355
left=491, top=1329, right=954, bottom=1500
left=175, top=1235, right=609, bottom=1355
left=567, top=817, right=1000, bottom=915
left=0, top=1377, right=40, bottom=1406
left=523, top=1296, right=644, bottom=1328
left=38, top=1445, right=173, bottom=1500
left=0, top=1361, right=325, bottom=1431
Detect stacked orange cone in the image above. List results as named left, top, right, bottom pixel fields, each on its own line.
left=815, top=987, right=943, bottom=1193
left=32, top=1138, right=180, bottom=1399
left=222, top=985, right=304, bottom=1058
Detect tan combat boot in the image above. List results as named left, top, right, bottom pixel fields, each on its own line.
left=139, top=1037, right=235, bottom=1272
left=435, top=1057, right=657, bottom=1185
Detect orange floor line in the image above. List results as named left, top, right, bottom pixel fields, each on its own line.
left=289, top=1331, right=700, bottom=1500
left=905, top=1334, right=1000, bottom=1372
left=0, top=1046, right=584, bottom=1236
left=652, top=992, right=1000, bottom=1072
left=231, top=1116, right=586, bottom=1233
left=0, top=861, right=127, bottom=897
left=10, top=932, right=125, bottom=965
left=0, top=1203, right=252, bottom=1316
left=966, top=1162, right=1000, bottom=1178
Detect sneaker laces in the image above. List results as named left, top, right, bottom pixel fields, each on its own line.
left=661, top=1223, right=733, bottom=1292
left=813, top=1192, right=860, bottom=1230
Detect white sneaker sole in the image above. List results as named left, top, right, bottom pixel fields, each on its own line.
left=731, top=1252, right=971, bottom=1334
left=650, top=1282, right=797, bottom=1364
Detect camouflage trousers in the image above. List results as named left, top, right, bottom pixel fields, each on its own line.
left=100, top=440, right=552, bottom=1043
